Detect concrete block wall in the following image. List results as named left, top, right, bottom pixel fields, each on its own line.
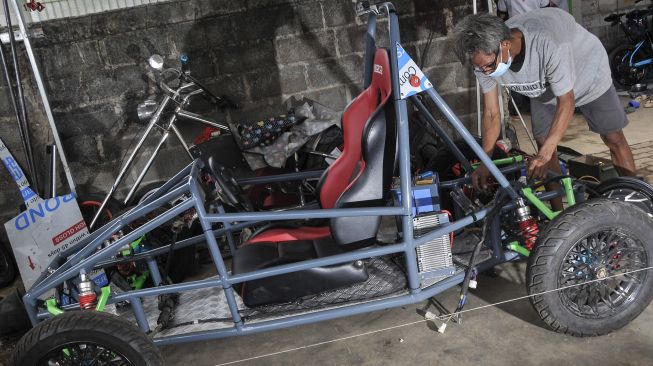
left=580, top=0, right=647, bottom=51
left=0, top=0, right=479, bottom=228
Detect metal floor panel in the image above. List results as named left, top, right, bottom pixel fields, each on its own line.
left=106, top=281, right=244, bottom=337
left=106, top=257, right=410, bottom=338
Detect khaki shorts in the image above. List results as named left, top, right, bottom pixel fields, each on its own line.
left=529, top=85, right=628, bottom=139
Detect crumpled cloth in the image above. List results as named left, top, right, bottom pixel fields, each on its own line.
left=231, top=97, right=341, bottom=170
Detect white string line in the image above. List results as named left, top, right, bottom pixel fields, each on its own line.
left=214, top=265, right=653, bottom=366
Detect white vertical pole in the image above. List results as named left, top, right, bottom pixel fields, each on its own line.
left=473, top=0, right=482, bottom=136
left=9, top=0, right=77, bottom=193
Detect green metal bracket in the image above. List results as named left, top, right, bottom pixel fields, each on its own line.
left=121, top=235, right=146, bottom=257
left=471, top=155, right=524, bottom=170
left=95, top=286, right=111, bottom=312
left=45, top=298, right=64, bottom=316
left=128, top=271, right=149, bottom=290
left=521, top=187, right=558, bottom=220
left=507, top=241, right=530, bottom=257
left=561, top=177, right=576, bottom=206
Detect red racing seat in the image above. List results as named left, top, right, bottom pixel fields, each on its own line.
left=246, top=48, right=393, bottom=245
left=232, top=49, right=397, bottom=307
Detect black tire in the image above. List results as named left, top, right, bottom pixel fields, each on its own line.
left=527, top=199, right=653, bottom=336
left=11, top=311, right=164, bottom=366
left=77, top=193, right=122, bottom=231
left=0, top=242, right=16, bottom=288
left=608, top=45, right=649, bottom=89
left=594, top=176, right=653, bottom=215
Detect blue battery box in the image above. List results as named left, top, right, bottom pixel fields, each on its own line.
left=392, top=171, right=441, bottom=217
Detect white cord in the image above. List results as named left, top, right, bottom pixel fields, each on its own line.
left=213, top=265, right=653, bottom=366
left=505, top=86, right=538, bottom=153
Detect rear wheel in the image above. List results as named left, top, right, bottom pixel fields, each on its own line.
left=608, top=45, right=649, bottom=88
left=594, top=176, right=653, bottom=216
left=527, top=199, right=653, bottom=336
left=11, top=311, right=163, bottom=366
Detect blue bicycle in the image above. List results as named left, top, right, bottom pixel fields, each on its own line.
left=605, top=1, right=653, bottom=88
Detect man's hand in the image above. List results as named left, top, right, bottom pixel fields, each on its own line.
left=471, top=163, right=491, bottom=191
left=527, top=145, right=555, bottom=180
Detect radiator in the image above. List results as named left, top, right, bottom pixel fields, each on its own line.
left=413, top=212, right=455, bottom=280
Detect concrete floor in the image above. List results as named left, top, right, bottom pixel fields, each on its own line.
left=2, top=94, right=652, bottom=366
left=160, top=97, right=653, bottom=365
left=161, top=260, right=653, bottom=366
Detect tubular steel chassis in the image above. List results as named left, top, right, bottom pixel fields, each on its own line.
left=22, top=3, right=577, bottom=347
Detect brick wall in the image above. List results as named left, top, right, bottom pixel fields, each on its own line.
left=580, top=0, right=646, bottom=51
left=0, top=0, right=479, bottom=229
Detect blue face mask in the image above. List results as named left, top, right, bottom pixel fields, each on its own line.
left=488, top=43, right=512, bottom=78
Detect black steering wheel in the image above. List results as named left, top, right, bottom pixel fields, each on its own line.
left=205, top=156, right=253, bottom=211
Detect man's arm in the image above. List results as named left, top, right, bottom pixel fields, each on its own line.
left=541, top=90, right=574, bottom=156
left=527, top=90, right=575, bottom=178
left=481, top=85, right=502, bottom=156
left=471, top=85, right=502, bottom=191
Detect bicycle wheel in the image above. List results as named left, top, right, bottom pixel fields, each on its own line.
left=608, top=45, right=649, bottom=88
left=77, top=193, right=121, bottom=231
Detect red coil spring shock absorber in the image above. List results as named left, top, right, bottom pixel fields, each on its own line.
left=78, top=272, right=97, bottom=310
left=516, top=199, right=539, bottom=250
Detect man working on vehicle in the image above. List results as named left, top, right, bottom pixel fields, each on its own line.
left=450, top=8, right=636, bottom=208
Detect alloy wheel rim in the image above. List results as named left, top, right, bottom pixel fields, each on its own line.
left=558, top=228, right=648, bottom=319
left=39, top=342, right=134, bottom=366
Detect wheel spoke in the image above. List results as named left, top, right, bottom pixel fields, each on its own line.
left=613, top=286, right=630, bottom=299
left=624, top=273, right=643, bottom=284
left=600, top=284, right=617, bottom=311
left=559, top=227, right=647, bottom=319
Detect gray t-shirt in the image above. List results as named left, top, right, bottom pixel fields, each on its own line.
left=476, top=8, right=612, bottom=106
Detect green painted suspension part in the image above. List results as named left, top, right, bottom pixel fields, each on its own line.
left=521, top=187, right=558, bottom=220
left=561, top=177, right=576, bottom=206
left=471, top=155, right=524, bottom=170
left=508, top=241, right=530, bottom=257
left=95, top=286, right=111, bottom=312
left=128, top=271, right=149, bottom=290
left=121, top=235, right=146, bottom=257
left=46, top=298, right=64, bottom=316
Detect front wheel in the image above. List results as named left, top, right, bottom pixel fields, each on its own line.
left=526, top=199, right=653, bottom=336
left=12, top=311, right=164, bottom=366
left=608, top=45, right=649, bottom=88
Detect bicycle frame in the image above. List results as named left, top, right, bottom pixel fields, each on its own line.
left=24, top=3, right=572, bottom=347
left=628, top=37, right=653, bottom=67
left=89, top=76, right=230, bottom=229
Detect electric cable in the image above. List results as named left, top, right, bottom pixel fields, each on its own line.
left=212, top=265, right=653, bottom=366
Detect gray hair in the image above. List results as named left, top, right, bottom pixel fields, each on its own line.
left=450, top=13, right=510, bottom=63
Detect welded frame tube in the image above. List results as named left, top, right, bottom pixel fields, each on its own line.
left=90, top=95, right=172, bottom=228
left=123, top=129, right=171, bottom=205
left=22, top=2, right=529, bottom=343
left=425, top=88, right=518, bottom=199
left=410, top=95, right=473, bottom=173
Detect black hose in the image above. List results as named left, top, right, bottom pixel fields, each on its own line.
left=456, top=191, right=507, bottom=313
left=161, top=231, right=178, bottom=285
